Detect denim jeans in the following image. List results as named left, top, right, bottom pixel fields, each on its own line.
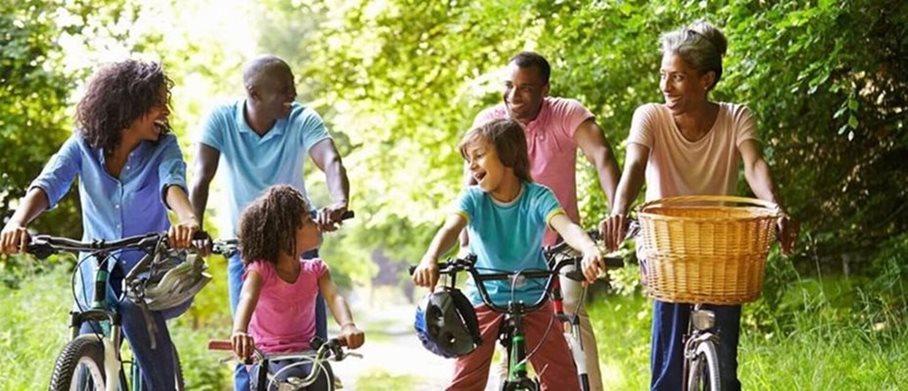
left=228, top=248, right=325, bottom=391
left=650, top=300, right=742, bottom=391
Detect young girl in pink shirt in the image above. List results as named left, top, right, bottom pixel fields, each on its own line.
left=230, top=185, right=364, bottom=389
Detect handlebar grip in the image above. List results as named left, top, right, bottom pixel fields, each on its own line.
left=408, top=265, right=417, bottom=275
left=341, top=210, right=355, bottom=220
left=331, top=337, right=348, bottom=347
left=208, top=340, right=233, bottom=351
left=604, top=257, right=624, bottom=268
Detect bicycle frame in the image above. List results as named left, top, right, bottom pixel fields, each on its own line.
left=208, top=337, right=359, bottom=391
left=29, top=233, right=176, bottom=391
left=424, top=256, right=582, bottom=390
left=543, top=229, right=627, bottom=391
left=681, top=304, right=721, bottom=391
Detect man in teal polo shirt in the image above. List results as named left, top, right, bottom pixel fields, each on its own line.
left=189, top=55, right=349, bottom=390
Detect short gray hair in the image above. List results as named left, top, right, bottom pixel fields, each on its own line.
left=661, top=21, right=728, bottom=90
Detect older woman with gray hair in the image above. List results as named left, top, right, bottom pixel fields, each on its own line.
left=600, top=21, right=798, bottom=390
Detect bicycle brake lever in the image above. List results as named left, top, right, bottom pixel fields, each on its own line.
left=28, top=239, right=56, bottom=259
left=565, top=270, right=586, bottom=282
left=343, top=352, right=363, bottom=359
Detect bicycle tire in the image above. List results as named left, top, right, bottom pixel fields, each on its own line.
left=49, top=335, right=107, bottom=391
left=687, top=339, right=721, bottom=391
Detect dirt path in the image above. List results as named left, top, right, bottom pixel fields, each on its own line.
left=330, top=302, right=500, bottom=390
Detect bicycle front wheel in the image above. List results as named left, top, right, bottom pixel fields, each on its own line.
left=686, top=339, right=721, bottom=391
left=49, top=335, right=107, bottom=391
left=174, top=347, right=185, bottom=391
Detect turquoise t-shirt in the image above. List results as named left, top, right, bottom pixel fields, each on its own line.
left=455, top=182, right=564, bottom=307
left=198, top=100, right=330, bottom=236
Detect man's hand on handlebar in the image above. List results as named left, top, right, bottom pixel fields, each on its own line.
left=599, top=214, right=629, bottom=252
left=316, top=201, right=349, bottom=232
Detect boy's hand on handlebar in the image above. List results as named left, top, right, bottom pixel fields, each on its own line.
left=168, top=218, right=200, bottom=249
left=411, top=256, right=440, bottom=291
left=231, top=330, right=255, bottom=360
left=340, top=323, right=365, bottom=349
left=581, top=247, right=604, bottom=284
left=0, top=222, right=29, bottom=254
left=599, top=214, right=628, bottom=252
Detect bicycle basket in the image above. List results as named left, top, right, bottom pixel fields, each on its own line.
left=637, top=195, right=780, bottom=304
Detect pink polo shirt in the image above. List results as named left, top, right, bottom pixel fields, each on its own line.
left=245, top=258, right=326, bottom=353
left=473, top=97, right=594, bottom=244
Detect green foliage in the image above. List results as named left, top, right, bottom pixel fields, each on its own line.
left=300, top=0, right=908, bottom=278
left=0, top=0, right=87, bottom=238
left=589, top=291, right=908, bottom=390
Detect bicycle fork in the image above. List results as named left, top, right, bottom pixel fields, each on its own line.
left=552, top=280, right=590, bottom=391
left=681, top=306, right=718, bottom=391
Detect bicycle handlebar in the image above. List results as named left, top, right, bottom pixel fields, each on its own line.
left=25, top=231, right=213, bottom=260
left=208, top=336, right=353, bottom=364
left=408, top=254, right=582, bottom=313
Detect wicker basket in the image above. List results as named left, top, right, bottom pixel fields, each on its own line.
left=637, top=195, right=780, bottom=304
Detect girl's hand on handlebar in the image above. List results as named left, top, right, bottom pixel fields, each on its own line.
left=168, top=218, right=199, bottom=249
left=231, top=330, right=255, bottom=360
left=340, top=323, right=365, bottom=349
left=0, top=221, right=29, bottom=254
left=581, top=247, right=604, bottom=284
left=411, top=256, right=440, bottom=291
left=599, top=214, right=628, bottom=252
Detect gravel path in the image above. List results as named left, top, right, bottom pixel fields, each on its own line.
left=331, top=302, right=500, bottom=390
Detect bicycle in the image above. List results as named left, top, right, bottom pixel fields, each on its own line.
left=633, top=195, right=782, bottom=391
left=410, top=254, right=587, bottom=391
left=208, top=336, right=361, bottom=390
left=681, top=304, right=721, bottom=390
left=25, top=232, right=209, bottom=391
left=542, top=227, right=636, bottom=391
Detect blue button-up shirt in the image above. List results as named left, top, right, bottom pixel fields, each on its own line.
left=30, top=133, right=187, bottom=301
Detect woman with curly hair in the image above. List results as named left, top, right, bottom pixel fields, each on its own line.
left=0, top=59, right=199, bottom=389
left=231, top=185, right=364, bottom=388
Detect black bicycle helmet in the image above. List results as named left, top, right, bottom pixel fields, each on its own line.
left=414, top=287, right=482, bottom=358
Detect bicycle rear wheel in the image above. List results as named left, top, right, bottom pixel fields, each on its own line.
left=49, top=335, right=107, bottom=391
left=686, top=339, right=721, bottom=391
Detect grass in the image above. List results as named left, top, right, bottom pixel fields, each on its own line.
left=587, top=286, right=908, bottom=390
left=3, top=263, right=905, bottom=390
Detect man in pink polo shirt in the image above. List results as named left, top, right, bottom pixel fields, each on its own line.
left=468, top=51, right=620, bottom=391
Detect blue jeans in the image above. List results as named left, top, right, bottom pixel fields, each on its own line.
left=228, top=248, right=325, bottom=391
left=650, top=300, right=742, bottom=391
left=77, top=262, right=190, bottom=390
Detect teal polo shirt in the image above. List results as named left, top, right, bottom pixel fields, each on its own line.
left=455, top=182, right=564, bottom=307
left=198, top=100, right=330, bottom=236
